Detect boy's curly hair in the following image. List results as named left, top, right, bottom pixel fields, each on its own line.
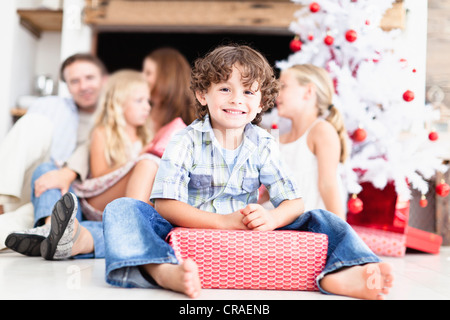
left=191, top=44, right=279, bottom=125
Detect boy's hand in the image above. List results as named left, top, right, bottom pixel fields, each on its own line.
left=222, top=210, right=249, bottom=230
left=240, top=204, right=277, bottom=231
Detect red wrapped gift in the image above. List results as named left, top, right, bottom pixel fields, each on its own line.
left=352, top=225, right=406, bottom=257
left=167, top=228, right=328, bottom=291
left=145, top=117, right=186, bottom=157
left=347, top=182, right=410, bottom=234
left=406, top=226, right=443, bottom=254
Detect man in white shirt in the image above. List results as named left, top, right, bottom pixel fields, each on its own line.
left=0, top=53, right=107, bottom=247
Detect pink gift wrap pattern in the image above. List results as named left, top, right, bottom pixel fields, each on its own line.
left=167, top=228, right=328, bottom=291
left=352, top=225, right=407, bottom=257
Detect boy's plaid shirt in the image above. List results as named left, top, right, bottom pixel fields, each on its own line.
left=150, top=115, right=301, bottom=214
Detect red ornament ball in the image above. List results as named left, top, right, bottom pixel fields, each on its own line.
left=403, top=90, right=415, bottom=102
left=352, top=127, right=367, bottom=142
left=348, top=195, right=363, bottom=214
left=419, top=195, right=428, bottom=208
left=324, top=35, right=334, bottom=46
left=436, top=181, right=450, bottom=197
left=345, top=29, right=358, bottom=42
left=289, top=38, right=302, bottom=52
left=428, top=131, right=439, bottom=141
left=399, top=58, right=408, bottom=67
left=271, top=123, right=278, bottom=130
left=309, top=2, right=320, bottom=12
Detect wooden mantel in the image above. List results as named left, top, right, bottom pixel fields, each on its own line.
left=17, top=9, right=63, bottom=38
left=84, top=0, right=405, bottom=33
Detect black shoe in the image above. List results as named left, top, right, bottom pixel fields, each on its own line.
left=5, top=224, right=50, bottom=256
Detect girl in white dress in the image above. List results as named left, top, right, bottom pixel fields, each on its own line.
left=270, top=64, right=349, bottom=219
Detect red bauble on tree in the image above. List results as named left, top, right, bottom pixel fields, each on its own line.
left=399, top=58, right=408, bottom=68
left=419, top=195, right=428, bottom=208
left=352, top=127, right=367, bottom=142
left=309, top=2, right=320, bottom=12
left=436, top=180, right=450, bottom=197
left=348, top=194, right=363, bottom=214
left=289, top=37, right=302, bottom=52
left=428, top=130, right=439, bottom=141
left=324, top=35, right=334, bottom=46
left=345, top=29, right=358, bottom=42
left=403, top=90, right=415, bottom=102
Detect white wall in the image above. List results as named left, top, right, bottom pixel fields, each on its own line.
left=35, top=32, right=63, bottom=85
left=0, top=0, right=63, bottom=143
left=58, top=0, right=93, bottom=97
left=0, top=1, right=35, bottom=141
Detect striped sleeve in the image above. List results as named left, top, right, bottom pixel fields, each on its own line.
left=150, top=128, right=194, bottom=203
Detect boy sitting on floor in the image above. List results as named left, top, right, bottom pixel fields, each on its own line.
left=97, top=44, right=393, bottom=299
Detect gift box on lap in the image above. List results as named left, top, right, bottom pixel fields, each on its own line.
left=166, top=228, right=328, bottom=291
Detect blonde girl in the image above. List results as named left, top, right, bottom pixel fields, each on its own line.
left=274, top=64, right=348, bottom=219
left=74, top=70, right=159, bottom=219
left=6, top=70, right=161, bottom=260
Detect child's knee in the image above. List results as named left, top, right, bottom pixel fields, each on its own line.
left=32, top=162, right=58, bottom=180
left=310, top=209, right=346, bottom=225
left=104, top=197, right=153, bottom=220
left=104, top=197, right=136, bottom=219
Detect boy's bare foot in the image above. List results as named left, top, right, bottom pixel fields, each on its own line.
left=144, top=258, right=201, bottom=298
left=320, top=262, right=394, bottom=300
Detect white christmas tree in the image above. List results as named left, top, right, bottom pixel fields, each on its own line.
left=277, top=0, right=448, bottom=206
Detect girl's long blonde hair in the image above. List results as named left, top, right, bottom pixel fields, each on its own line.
left=94, top=70, right=150, bottom=167
left=288, top=64, right=349, bottom=163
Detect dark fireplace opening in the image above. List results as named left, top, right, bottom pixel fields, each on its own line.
left=96, top=31, right=293, bottom=76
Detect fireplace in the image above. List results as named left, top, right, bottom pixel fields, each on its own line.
left=95, top=31, right=293, bottom=75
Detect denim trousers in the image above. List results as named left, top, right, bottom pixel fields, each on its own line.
left=31, top=162, right=105, bottom=259
left=103, top=197, right=381, bottom=294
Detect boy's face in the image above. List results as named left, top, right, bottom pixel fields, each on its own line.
left=195, top=65, right=263, bottom=134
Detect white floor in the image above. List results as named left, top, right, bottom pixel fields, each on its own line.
left=1, top=246, right=450, bottom=300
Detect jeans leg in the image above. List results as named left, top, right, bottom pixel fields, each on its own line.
left=31, top=162, right=83, bottom=226
left=280, top=209, right=381, bottom=294
left=103, top=197, right=178, bottom=288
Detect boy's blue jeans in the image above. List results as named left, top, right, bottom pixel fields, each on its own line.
left=31, top=162, right=105, bottom=259
left=103, top=197, right=381, bottom=294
